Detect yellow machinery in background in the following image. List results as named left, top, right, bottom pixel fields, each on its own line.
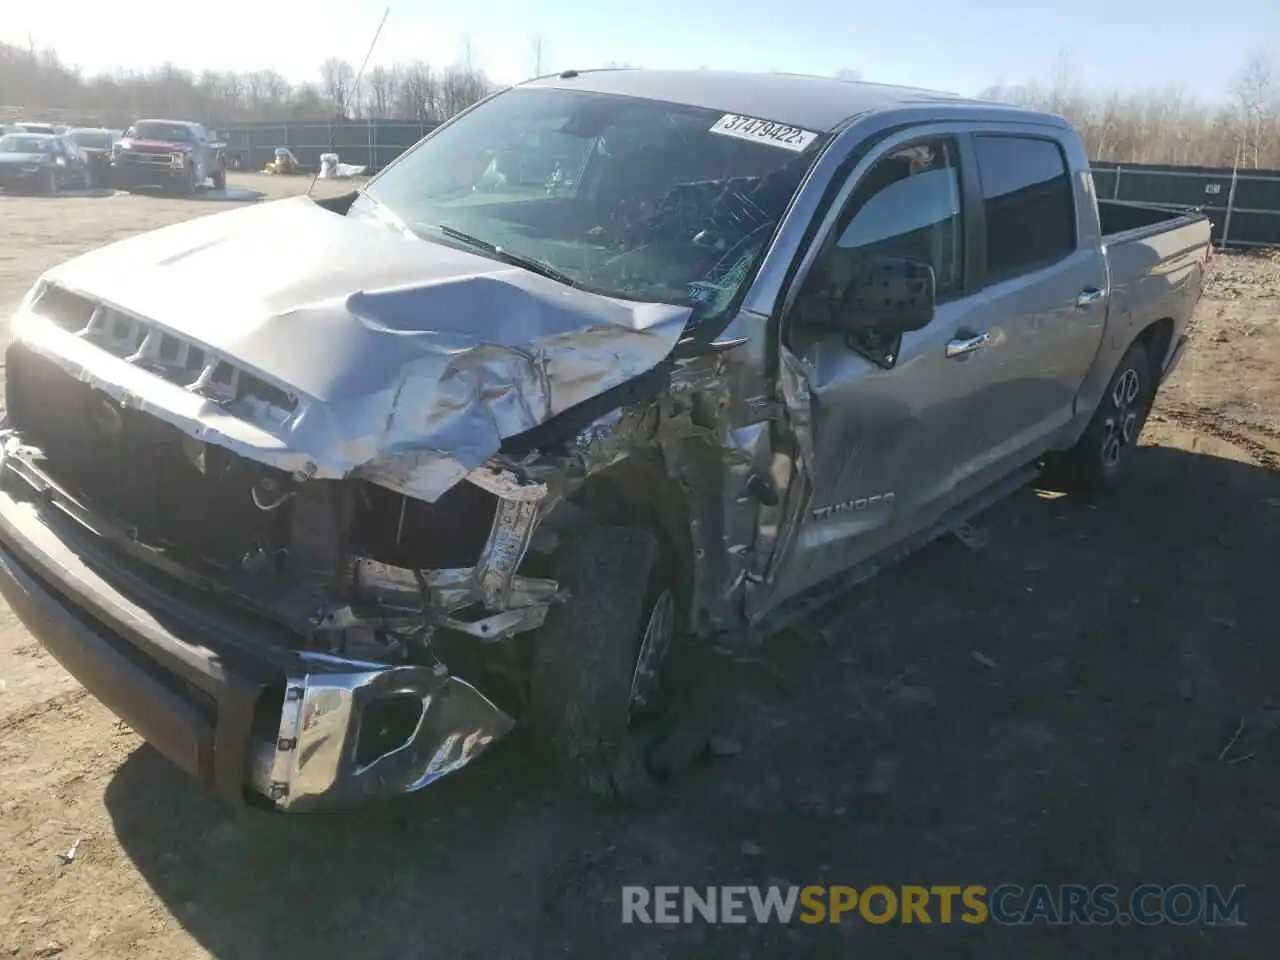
left=263, top=147, right=300, bottom=175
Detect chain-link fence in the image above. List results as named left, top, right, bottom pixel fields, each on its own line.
left=217, top=120, right=441, bottom=174
left=1092, top=161, right=1280, bottom=248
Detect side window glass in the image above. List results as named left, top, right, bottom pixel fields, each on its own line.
left=790, top=138, right=962, bottom=368
left=975, top=136, right=1075, bottom=280
left=831, top=139, right=964, bottom=298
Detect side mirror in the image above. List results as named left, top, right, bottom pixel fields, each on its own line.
left=796, top=254, right=936, bottom=337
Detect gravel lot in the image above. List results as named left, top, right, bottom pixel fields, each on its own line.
left=0, top=176, right=1277, bottom=959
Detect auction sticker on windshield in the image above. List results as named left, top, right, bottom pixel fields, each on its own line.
left=709, top=114, right=819, bottom=152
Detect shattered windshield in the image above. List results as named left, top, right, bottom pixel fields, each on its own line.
left=0, top=135, right=52, bottom=154
left=353, top=87, right=827, bottom=314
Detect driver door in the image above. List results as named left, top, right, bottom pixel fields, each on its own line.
left=766, top=133, right=999, bottom=604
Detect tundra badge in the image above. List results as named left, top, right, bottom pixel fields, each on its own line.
left=812, top=493, right=896, bottom=522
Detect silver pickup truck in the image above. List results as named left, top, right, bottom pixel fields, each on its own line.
left=0, top=70, right=1210, bottom=811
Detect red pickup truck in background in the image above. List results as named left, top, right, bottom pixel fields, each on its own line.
left=111, top=118, right=227, bottom=194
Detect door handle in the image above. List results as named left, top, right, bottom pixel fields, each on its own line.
left=1077, top=286, right=1105, bottom=308
left=945, top=330, right=990, bottom=359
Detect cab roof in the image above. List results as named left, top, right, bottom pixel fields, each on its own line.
left=520, top=68, right=1061, bottom=134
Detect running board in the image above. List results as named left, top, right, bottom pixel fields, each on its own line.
left=748, top=462, right=1043, bottom=642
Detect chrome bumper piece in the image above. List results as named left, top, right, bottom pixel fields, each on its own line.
left=248, top=651, right=514, bottom=812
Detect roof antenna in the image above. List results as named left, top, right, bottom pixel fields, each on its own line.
left=307, top=5, right=391, bottom=198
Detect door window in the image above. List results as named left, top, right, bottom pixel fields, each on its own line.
left=974, top=135, right=1075, bottom=281
left=830, top=139, right=964, bottom=298
left=791, top=137, right=964, bottom=366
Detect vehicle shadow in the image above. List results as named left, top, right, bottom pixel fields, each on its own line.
left=105, top=444, right=1278, bottom=959
left=0, top=188, right=121, bottom=200
left=60, top=187, right=121, bottom=199
left=121, top=186, right=266, bottom=203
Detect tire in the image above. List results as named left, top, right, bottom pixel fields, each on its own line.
left=179, top=165, right=197, bottom=197
left=1044, top=340, right=1154, bottom=493
left=211, top=166, right=227, bottom=191
left=38, top=167, right=57, bottom=195
left=527, top=524, right=691, bottom=803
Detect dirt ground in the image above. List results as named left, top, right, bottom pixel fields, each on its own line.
left=0, top=177, right=1277, bottom=959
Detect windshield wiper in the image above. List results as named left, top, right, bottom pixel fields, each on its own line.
left=436, top=223, right=576, bottom=288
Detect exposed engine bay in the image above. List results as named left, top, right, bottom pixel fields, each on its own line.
left=0, top=275, right=753, bottom=812
left=3, top=339, right=565, bottom=672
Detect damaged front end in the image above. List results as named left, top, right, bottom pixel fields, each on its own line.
left=0, top=356, right=551, bottom=809
left=0, top=266, right=698, bottom=810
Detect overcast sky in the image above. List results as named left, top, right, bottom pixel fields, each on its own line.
left=3, top=0, right=1276, bottom=100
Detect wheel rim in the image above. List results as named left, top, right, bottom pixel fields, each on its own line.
left=629, top=588, right=675, bottom=719
left=1101, top=366, right=1144, bottom=470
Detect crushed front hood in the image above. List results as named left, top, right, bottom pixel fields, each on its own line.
left=27, top=196, right=692, bottom=499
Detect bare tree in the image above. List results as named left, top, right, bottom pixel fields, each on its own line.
left=1231, top=50, right=1278, bottom=168
left=364, top=65, right=393, bottom=118
left=440, top=61, right=491, bottom=118
left=13, top=36, right=1277, bottom=171
left=394, top=61, right=441, bottom=122
left=980, top=69, right=1277, bottom=169
left=529, top=34, right=550, bottom=78
left=1044, top=50, right=1082, bottom=116
left=319, top=57, right=356, bottom=119
left=293, top=82, right=325, bottom=118
left=0, top=38, right=495, bottom=127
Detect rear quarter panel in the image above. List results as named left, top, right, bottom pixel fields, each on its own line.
left=1063, top=215, right=1210, bottom=436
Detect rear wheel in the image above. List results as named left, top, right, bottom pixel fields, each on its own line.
left=1044, top=340, right=1154, bottom=493
left=527, top=524, right=707, bottom=803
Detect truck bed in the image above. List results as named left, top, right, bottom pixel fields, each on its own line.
left=1095, top=198, right=1211, bottom=392
left=1098, top=198, right=1208, bottom=244
left=1100, top=199, right=1211, bottom=283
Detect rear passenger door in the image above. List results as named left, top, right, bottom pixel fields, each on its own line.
left=963, top=133, right=1109, bottom=467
